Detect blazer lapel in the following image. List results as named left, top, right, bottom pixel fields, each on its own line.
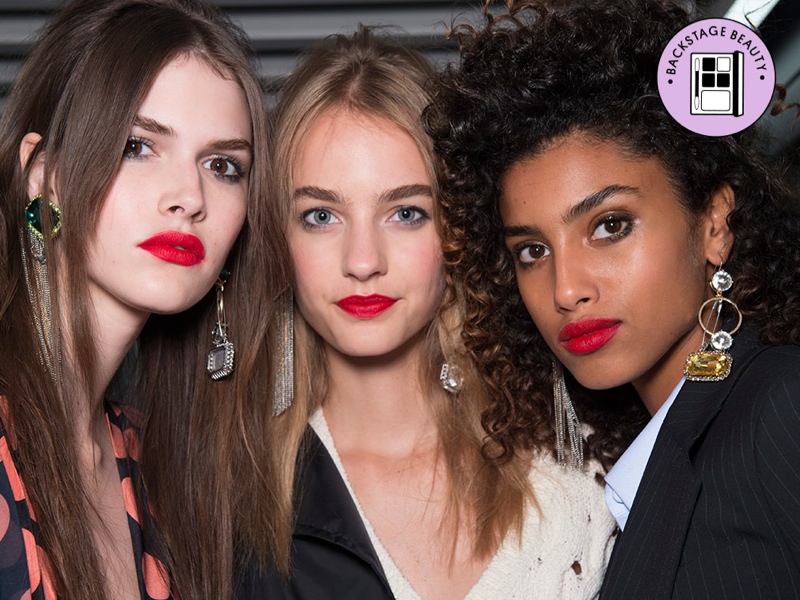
left=602, top=328, right=767, bottom=599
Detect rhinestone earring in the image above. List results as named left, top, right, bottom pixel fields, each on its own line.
left=439, top=363, right=461, bottom=393
left=207, top=269, right=234, bottom=380
left=553, top=360, right=583, bottom=470
left=684, top=267, right=742, bottom=381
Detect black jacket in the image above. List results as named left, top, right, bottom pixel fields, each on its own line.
left=238, top=430, right=395, bottom=600
left=600, top=328, right=800, bottom=599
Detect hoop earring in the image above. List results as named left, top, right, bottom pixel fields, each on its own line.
left=684, top=266, right=742, bottom=381
left=553, top=360, right=583, bottom=470
left=207, top=269, right=235, bottom=380
left=21, top=194, right=62, bottom=376
left=272, top=287, right=294, bottom=416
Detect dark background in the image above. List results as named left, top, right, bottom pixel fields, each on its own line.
left=0, top=0, right=796, bottom=159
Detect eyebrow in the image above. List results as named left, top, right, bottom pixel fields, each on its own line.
left=292, top=183, right=433, bottom=204
left=563, top=184, right=640, bottom=224
left=132, top=116, right=252, bottom=156
left=503, top=184, right=640, bottom=239
left=208, top=138, right=253, bottom=156
left=133, top=115, right=174, bottom=137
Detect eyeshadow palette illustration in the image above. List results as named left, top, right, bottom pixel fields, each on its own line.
left=691, top=51, right=744, bottom=116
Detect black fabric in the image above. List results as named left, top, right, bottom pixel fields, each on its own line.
left=238, top=429, right=395, bottom=600
left=601, top=328, right=800, bottom=599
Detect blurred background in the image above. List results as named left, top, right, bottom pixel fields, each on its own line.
left=0, top=0, right=796, bottom=159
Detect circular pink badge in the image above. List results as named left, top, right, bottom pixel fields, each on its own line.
left=658, top=18, right=775, bottom=136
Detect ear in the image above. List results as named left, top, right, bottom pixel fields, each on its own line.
left=700, top=183, right=735, bottom=266
left=19, top=132, right=56, bottom=204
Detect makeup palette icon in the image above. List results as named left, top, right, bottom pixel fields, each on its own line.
left=691, top=51, right=744, bottom=116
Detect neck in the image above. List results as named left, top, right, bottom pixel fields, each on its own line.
left=323, top=336, right=439, bottom=458
left=60, top=297, right=147, bottom=441
left=633, top=325, right=705, bottom=415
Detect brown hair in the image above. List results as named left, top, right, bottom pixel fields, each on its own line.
left=269, top=26, right=532, bottom=565
left=0, top=0, right=287, bottom=597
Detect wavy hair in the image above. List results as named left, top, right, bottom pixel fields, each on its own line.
left=269, top=26, right=533, bottom=565
left=424, top=0, right=800, bottom=468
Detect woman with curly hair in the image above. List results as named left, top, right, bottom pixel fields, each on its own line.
left=426, top=1, right=800, bottom=598
left=239, top=26, right=616, bottom=600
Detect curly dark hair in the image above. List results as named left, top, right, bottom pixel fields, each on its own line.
left=425, top=0, right=800, bottom=470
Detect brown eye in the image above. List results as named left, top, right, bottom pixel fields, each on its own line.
left=518, top=243, right=551, bottom=264
left=593, top=215, right=632, bottom=240
left=209, top=158, right=227, bottom=173
left=124, top=137, right=145, bottom=157
left=202, top=157, right=242, bottom=180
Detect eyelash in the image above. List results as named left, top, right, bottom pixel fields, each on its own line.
left=122, top=137, right=245, bottom=183
left=390, top=205, right=430, bottom=227
left=511, top=212, right=635, bottom=269
left=300, top=205, right=431, bottom=230
left=204, top=155, right=245, bottom=183
left=123, top=136, right=153, bottom=159
left=591, top=213, right=635, bottom=242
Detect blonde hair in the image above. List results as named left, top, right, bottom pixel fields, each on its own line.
left=269, top=26, right=532, bottom=568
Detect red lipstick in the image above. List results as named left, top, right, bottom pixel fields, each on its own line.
left=139, top=231, right=205, bottom=266
left=558, top=318, right=621, bottom=355
left=336, top=294, right=397, bottom=319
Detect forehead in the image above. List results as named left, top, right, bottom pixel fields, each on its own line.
left=499, top=134, right=675, bottom=219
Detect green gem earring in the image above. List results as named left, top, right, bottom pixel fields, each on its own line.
left=25, top=194, right=62, bottom=239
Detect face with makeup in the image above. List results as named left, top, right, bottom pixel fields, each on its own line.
left=60, top=55, right=252, bottom=324
left=500, top=133, right=731, bottom=409
left=288, top=108, right=444, bottom=360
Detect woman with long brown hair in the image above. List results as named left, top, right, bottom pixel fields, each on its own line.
left=0, top=0, right=285, bottom=598
left=240, top=27, right=620, bottom=600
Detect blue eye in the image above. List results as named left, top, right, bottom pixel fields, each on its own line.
left=389, top=205, right=429, bottom=225
left=302, top=208, right=339, bottom=228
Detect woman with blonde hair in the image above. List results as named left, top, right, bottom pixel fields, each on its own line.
left=240, top=27, right=620, bottom=600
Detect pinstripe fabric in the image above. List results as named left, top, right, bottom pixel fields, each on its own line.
left=601, top=329, right=800, bottom=599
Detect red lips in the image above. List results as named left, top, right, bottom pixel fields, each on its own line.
left=139, top=231, right=205, bottom=266
left=336, top=294, right=397, bottom=319
left=558, top=318, right=621, bottom=355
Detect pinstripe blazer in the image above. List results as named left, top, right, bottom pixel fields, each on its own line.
left=601, top=328, right=800, bottom=599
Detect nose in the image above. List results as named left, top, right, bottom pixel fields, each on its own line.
left=158, top=162, right=206, bottom=221
left=552, top=248, right=597, bottom=312
left=342, top=218, right=387, bottom=281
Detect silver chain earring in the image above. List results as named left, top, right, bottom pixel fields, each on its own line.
left=272, top=287, right=294, bottom=416
left=552, top=360, right=583, bottom=470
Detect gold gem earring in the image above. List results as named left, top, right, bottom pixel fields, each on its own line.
left=207, top=268, right=234, bottom=380
left=684, top=266, right=742, bottom=381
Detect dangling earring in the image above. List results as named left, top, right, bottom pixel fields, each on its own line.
left=552, top=360, right=583, bottom=470
left=272, top=287, right=294, bottom=416
left=207, top=269, right=235, bottom=380
left=684, top=266, right=742, bottom=382
left=21, top=194, right=62, bottom=376
left=439, top=362, right=461, bottom=393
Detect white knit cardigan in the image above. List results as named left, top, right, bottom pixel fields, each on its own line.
left=310, top=410, right=616, bottom=600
